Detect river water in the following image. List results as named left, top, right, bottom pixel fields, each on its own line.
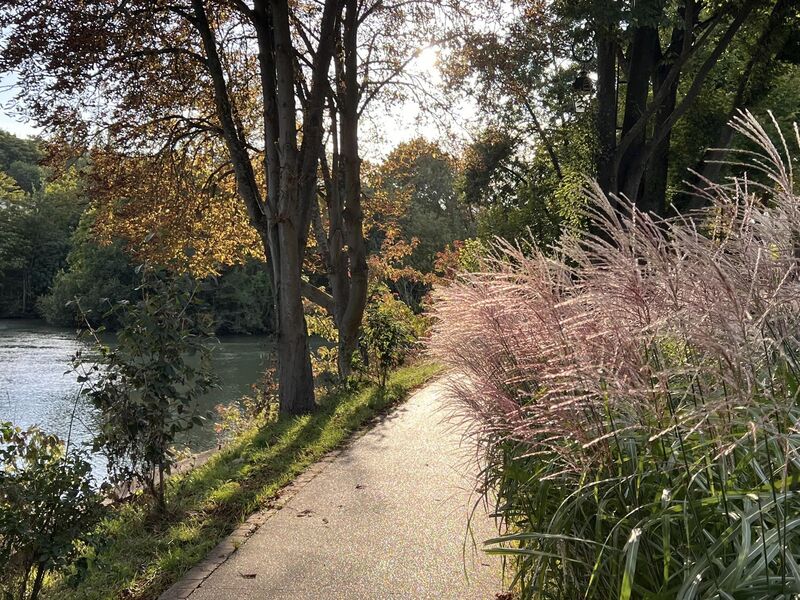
left=0, top=319, right=272, bottom=477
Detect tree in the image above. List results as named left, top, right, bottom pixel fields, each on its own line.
left=368, top=138, right=474, bottom=308
left=0, top=0, right=455, bottom=409
left=301, top=0, right=460, bottom=376
left=0, top=164, right=84, bottom=317
left=38, top=209, right=139, bottom=328
left=0, top=0, right=344, bottom=413
left=88, top=149, right=263, bottom=275
left=303, top=0, right=369, bottom=379
left=449, top=0, right=795, bottom=217
left=76, top=266, right=216, bottom=510
left=0, top=129, right=41, bottom=178
left=687, top=0, right=799, bottom=195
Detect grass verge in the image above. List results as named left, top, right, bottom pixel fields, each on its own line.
left=44, top=362, right=442, bottom=600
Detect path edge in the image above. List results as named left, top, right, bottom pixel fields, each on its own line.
left=159, top=373, right=446, bottom=600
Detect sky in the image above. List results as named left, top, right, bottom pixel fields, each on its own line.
left=0, top=73, right=39, bottom=138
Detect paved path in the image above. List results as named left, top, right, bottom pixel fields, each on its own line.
left=162, top=377, right=505, bottom=600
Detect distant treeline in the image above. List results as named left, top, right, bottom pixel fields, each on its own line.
left=0, top=130, right=274, bottom=334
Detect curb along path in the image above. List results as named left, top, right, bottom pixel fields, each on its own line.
left=160, top=377, right=505, bottom=600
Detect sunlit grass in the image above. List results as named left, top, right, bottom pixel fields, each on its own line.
left=43, top=362, right=442, bottom=600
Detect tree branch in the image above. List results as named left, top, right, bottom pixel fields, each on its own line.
left=301, top=280, right=335, bottom=315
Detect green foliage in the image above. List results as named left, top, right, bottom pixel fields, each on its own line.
left=0, top=130, right=41, bottom=178
left=74, top=265, right=217, bottom=509
left=375, top=138, right=473, bottom=307
left=361, top=286, right=421, bottom=387
left=306, top=285, right=424, bottom=388
left=0, top=423, right=102, bottom=600
left=456, top=238, right=486, bottom=273
left=0, top=150, right=84, bottom=317
left=485, top=416, right=800, bottom=599
left=39, top=210, right=138, bottom=328
left=41, top=363, right=441, bottom=600
left=6, top=160, right=43, bottom=194
left=200, top=259, right=273, bottom=334
left=462, top=118, right=593, bottom=248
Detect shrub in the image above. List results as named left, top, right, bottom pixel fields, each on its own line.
left=306, top=284, right=424, bottom=388
left=361, top=285, right=421, bottom=386
left=74, top=264, right=217, bottom=510
left=430, top=112, right=800, bottom=599
left=0, top=423, right=102, bottom=600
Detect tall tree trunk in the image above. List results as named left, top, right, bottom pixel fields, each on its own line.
left=275, top=219, right=316, bottom=413
left=313, top=0, right=368, bottom=379
left=594, top=24, right=617, bottom=196
left=335, top=0, right=368, bottom=378
left=195, top=0, right=341, bottom=414
left=616, top=25, right=660, bottom=206
left=643, top=30, right=682, bottom=215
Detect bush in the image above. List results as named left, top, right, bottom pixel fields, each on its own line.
left=74, top=264, right=217, bottom=510
left=361, top=285, right=422, bottom=386
left=430, top=112, right=800, bottom=599
left=0, top=423, right=102, bottom=600
left=306, top=284, right=425, bottom=387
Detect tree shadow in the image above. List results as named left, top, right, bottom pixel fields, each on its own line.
left=55, top=365, right=440, bottom=600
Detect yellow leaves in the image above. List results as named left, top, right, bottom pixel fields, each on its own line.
left=0, top=171, right=25, bottom=204
left=89, top=149, right=262, bottom=275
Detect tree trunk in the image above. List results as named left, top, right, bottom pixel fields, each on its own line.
left=594, top=24, right=617, bottom=196
left=312, top=0, right=368, bottom=380
left=692, top=0, right=794, bottom=198
left=616, top=25, right=660, bottom=205
left=276, top=227, right=316, bottom=414
left=643, top=67, right=678, bottom=215
left=334, top=0, right=368, bottom=378
left=29, top=563, right=46, bottom=600
left=194, top=0, right=343, bottom=415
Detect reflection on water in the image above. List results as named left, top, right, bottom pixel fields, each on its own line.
left=0, top=319, right=273, bottom=478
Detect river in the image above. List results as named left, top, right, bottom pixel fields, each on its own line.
left=0, top=319, right=273, bottom=477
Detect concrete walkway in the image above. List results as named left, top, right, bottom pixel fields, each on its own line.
left=161, top=377, right=505, bottom=600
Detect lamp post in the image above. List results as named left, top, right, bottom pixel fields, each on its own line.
left=571, top=38, right=594, bottom=113
left=572, top=70, right=594, bottom=112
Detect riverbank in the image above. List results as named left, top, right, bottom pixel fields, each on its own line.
left=41, top=362, right=443, bottom=600
left=0, top=318, right=272, bottom=476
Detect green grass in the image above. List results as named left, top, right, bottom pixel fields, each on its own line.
left=44, top=362, right=442, bottom=600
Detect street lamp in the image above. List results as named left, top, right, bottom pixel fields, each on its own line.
left=572, top=70, right=593, bottom=113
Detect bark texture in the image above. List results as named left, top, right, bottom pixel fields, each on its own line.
left=194, top=0, right=343, bottom=414
left=592, top=0, right=759, bottom=215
